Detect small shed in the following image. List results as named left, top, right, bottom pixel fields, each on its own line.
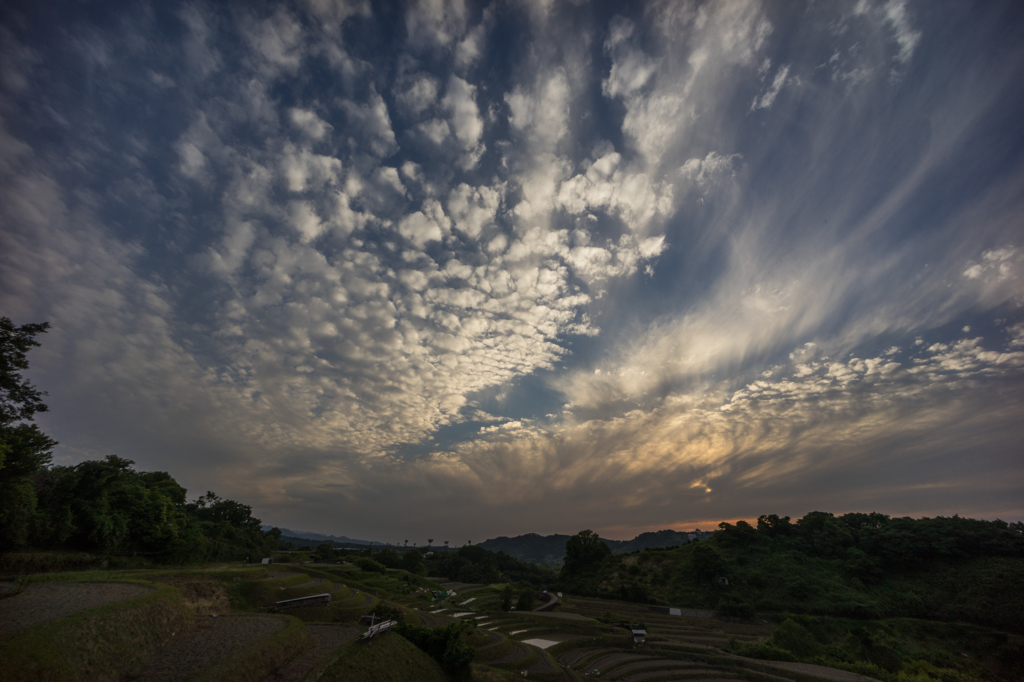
left=632, top=629, right=647, bottom=645
left=717, top=576, right=729, bottom=586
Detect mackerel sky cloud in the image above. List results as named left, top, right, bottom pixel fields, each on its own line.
left=1, top=0, right=1022, bottom=541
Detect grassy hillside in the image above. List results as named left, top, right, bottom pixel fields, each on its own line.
left=318, top=633, right=449, bottom=682
left=4, top=554, right=1021, bottom=681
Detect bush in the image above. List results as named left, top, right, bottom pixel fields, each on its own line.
left=516, top=590, right=535, bottom=611
left=737, top=642, right=798, bottom=661
left=353, top=557, right=387, bottom=574
left=395, top=622, right=475, bottom=676
left=717, top=598, right=756, bottom=619
left=773, top=618, right=821, bottom=657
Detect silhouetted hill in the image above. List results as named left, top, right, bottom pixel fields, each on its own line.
left=477, top=528, right=710, bottom=566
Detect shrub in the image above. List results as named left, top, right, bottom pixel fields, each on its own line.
left=353, top=557, right=387, bottom=574
left=717, top=598, right=756, bottom=619
left=516, top=589, right=535, bottom=611
left=737, top=642, right=798, bottom=661
left=395, top=622, right=475, bottom=676
left=773, top=618, right=821, bottom=657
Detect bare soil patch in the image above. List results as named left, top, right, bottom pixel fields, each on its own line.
left=259, top=623, right=361, bottom=682
left=123, top=614, right=286, bottom=681
left=0, top=581, right=154, bottom=639
left=156, top=578, right=232, bottom=615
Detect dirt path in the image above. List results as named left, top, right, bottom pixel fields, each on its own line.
left=607, top=659, right=700, bottom=678
left=123, top=615, right=286, bottom=681
left=499, top=640, right=532, bottom=663
left=750, top=660, right=881, bottom=682
left=525, top=643, right=561, bottom=675
left=0, top=582, right=154, bottom=639
left=259, top=624, right=361, bottom=682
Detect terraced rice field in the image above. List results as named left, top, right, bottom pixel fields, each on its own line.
left=0, top=567, right=881, bottom=682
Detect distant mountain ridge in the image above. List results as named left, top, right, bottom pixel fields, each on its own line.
left=261, top=525, right=377, bottom=546
left=262, top=524, right=715, bottom=562
left=477, top=528, right=715, bottom=567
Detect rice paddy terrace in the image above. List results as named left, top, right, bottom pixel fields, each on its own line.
left=0, top=563, right=882, bottom=682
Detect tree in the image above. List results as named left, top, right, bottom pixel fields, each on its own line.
left=500, top=585, right=514, bottom=611
left=0, top=318, right=55, bottom=550
left=561, top=530, right=611, bottom=578
left=0, top=318, right=51, bottom=427
left=516, top=589, right=535, bottom=611
left=376, top=548, right=400, bottom=568
left=757, top=514, right=792, bottom=537
left=401, top=549, right=425, bottom=575
left=689, top=542, right=727, bottom=582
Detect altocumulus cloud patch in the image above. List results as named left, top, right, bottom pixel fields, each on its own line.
left=1, top=0, right=1022, bottom=539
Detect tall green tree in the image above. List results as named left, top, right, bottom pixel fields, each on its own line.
left=0, top=318, right=56, bottom=550
left=561, top=529, right=611, bottom=578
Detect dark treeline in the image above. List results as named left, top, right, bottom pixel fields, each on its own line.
left=558, top=512, right=1024, bottom=631
left=720, top=512, right=1024, bottom=571
left=5, top=451, right=280, bottom=563
left=422, top=544, right=557, bottom=586
left=0, top=317, right=279, bottom=562
left=309, top=540, right=557, bottom=587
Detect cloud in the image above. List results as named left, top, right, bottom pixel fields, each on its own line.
left=340, top=88, right=398, bottom=157
left=281, top=144, right=342, bottom=193
left=505, top=70, right=571, bottom=151
left=602, top=17, right=658, bottom=98
left=454, top=8, right=493, bottom=71
left=609, top=1, right=773, bottom=168
left=246, top=8, right=305, bottom=76
left=557, top=152, right=674, bottom=234
left=0, top=0, right=1021, bottom=540
left=397, top=75, right=439, bottom=117
left=405, top=0, right=469, bottom=51
left=441, top=75, right=485, bottom=168
left=397, top=200, right=450, bottom=247
left=289, top=108, right=331, bottom=139
left=447, top=183, right=501, bottom=240
left=750, top=63, right=790, bottom=110
left=882, top=0, right=921, bottom=66
left=680, top=151, right=742, bottom=188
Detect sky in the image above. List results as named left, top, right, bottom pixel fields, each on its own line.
left=1, top=0, right=1023, bottom=543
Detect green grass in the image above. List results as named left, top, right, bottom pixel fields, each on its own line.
left=231, top=573, right=313, bottom=609
left=0, top=580, right=193, bottom=682
left=318, top=633, right=449, bottom=682
left=0, top=551, right=155, bottom=575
